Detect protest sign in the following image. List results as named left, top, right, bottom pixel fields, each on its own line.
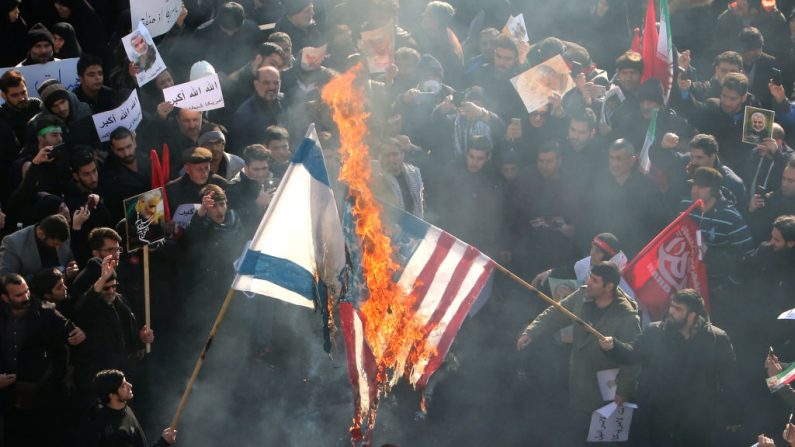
left=359, top=20, right=395, bottom=73
left=300, top=45, right=327, bottom=71
left=122, top=22, right=167, bottom=87
left=510, top=55, right=574, bottom=113
left=587, top=402, right=637, bottom=442
left=503, top=14, right=529, bottom=42
left=779, top=308, right=795, bottom=319
left=0, top=58, right=79, bottom=99
left=742, top=106, right=775, bottom=145
left=132, top=0, right=183, bottom=37
left=597, top=369, right=619, bottom=401
left=163, top=73, right=224, bottom=111
left=123, top=188, right=166, bottom=252
left=92, top=90, right=143, bottom=142
left=173, top=203, right=199, bottom=232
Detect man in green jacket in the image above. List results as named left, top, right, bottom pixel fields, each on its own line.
left=517, top=261, right=641, bottom=445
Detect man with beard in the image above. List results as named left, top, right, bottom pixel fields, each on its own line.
left=101, top=127, right=152, bottom=222
left=518, top=262, right=640, bottom=445
left=16, top=23, right=57, bottom=66
left=232, top=66, right=290, bottom=148
left=467, top=34, right=526, bottom=121
left=599, top=289, right=739, bottom=446
left=165, top=147, right=228, bottom=216
left=747, top=158, right=795, bottom=244
left=0, top=273, right=86, bottom=447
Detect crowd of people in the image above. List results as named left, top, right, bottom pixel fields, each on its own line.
left=1, top=0, right=795, bottom=445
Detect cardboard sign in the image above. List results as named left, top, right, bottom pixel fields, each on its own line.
left=132, top=0, right=183, bottom=37
left=123, top=187, right=166, bottom=252
left=122, top=22, right=167, bottom=87
left=163, top=73, right=224, bottom=111
left=510, top=55, right=574, bottom=113
left=92, top=90, right=143, bottom=142
left=359, top=20, right=395, bottom=74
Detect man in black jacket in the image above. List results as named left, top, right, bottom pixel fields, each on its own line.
left=598, top=289, right=739, bottom=447
left=86, top=369, right=176, bottom=447
left=0, top=273, right=85, bottom=446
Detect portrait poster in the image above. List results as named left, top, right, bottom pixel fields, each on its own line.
left=300, top=45, right=327, bottom=71
left=123, top=187, right=166, bottom=252
left=510, top=55, right=574, bottom=113
left=359, top=20, right=395, bottom=74
left=122, top=22, right=167, bottom=87
left=502, top=14, right=529, bottom=42
left=742, top=106, right=775, bottom=145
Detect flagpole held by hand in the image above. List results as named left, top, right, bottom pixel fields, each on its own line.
left=494, top=262, right=608, bottom=341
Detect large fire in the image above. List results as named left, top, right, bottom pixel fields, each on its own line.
left=321, top=64, right=433, bottom=400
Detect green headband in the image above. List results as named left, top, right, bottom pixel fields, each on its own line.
left=37, top=125, right=63, bottom=137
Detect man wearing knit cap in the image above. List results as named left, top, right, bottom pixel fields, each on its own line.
left=39, top=83, right=71, bottom=120
left=197, top=129, right=244, bottom=180
left=165, top=147, right=228, bottom=216
left=17, top=22, right=57, bottom=66
left=274, top=0, right=320, bottom=57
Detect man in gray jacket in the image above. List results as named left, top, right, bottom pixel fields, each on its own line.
left=0, top=214, right=75, bottom=279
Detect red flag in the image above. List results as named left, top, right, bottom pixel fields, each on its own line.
left=623, top=200, right=709, bottom=321
left=640, top=0, right=658, bottom=83
left=150, top=148, right=172, bottom=222
left=630, top=27, right=641, bottom=53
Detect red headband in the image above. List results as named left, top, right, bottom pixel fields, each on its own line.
left=593, top=237, right=618, bottom=257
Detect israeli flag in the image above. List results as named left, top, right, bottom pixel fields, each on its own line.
left=232, top=124, right=346, bottom=308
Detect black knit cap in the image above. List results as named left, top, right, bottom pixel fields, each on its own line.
left=285, top=0, right=312, bottom=16
left=2, top=0, right=20, bottom=13
left=27, top=23, right=54, bottom=49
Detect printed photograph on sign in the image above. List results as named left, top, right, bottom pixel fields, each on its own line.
left=359, top=20, right=395, bottom=73
left=122, top=22, right=167, bottom=86
left=510, top=55, right=574, bottom=113
left=123, top=187, right=166, bottom=252
left=742, top=106, right=775, bottom=145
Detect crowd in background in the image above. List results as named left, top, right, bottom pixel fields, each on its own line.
left=2, top=0, right=795, bottom=445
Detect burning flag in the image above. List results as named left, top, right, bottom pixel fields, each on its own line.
left=323, top=66, right=495, bottom=443
left=623, top=200, right=709, bottom=320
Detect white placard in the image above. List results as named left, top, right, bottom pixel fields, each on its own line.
left=779, top=308, right=795, bottom=320
left=359, top=20, right=395, bottom=74
left=503, top=14, right=529, bottom=42
left=0, top=58, right=79, bottom=98
left=597, top=368, right=619, bottom=401
left=122, top=22, right=167, bottom=87
left=173, top=203, right=199, bottom=232
left=300, top=45, right=327, bottom=71
left=510, top=55, right=575, bottom=113
left=92, top=90, right=142, bottom=142
left=587, top=402, right=637, bottom=442
left=132, top=0, right=183, bottom=38
left=162, top=73, right=224, bottom=111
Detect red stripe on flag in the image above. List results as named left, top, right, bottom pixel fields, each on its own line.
left=422, top=243, right=479, bottom=330
left=409, top=232, right=456, bottom=306
left=415, top=260, right=494, bottom=388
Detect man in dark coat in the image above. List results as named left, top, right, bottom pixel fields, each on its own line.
left=165, top=147, right=228, bottom=217
left=274, top=0, right=321, bottom=57
left=231, top=66, right=291, bottom=149
left=747, top=158, right=795, bottom=244
left=599, top=289, right=739, bottom=447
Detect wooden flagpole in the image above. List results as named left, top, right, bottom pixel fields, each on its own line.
left=143, top=245, right=151, bottom=354
left=494, top=262, right=607, bottom=341
left=170, top=288, right=236, bottom=429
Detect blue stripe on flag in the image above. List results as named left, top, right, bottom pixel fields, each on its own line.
left=292, top=137, right=331, bottom=187
left=238, top=250, right=317, bottom=302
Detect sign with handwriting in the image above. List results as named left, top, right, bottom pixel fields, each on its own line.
left=0, top=59, right=79, bottom=100
left=92, top=90, right=143, bottom=142
left=162, top=73, right=224, bottom=111
left=132, top=0, right=183, bottom=37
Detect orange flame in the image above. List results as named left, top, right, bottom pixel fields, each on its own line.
left=321, top=64, right=433, bottom=388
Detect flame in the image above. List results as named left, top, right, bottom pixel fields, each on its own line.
left=321, top=64, right=434, bottom=386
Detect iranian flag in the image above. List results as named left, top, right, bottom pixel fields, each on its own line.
left=623, top=200, right=709, bottom=320
left=638, top=109, right=658, bottom=174
left=767, top=363, right=795, bottom=392
left=641, top=0, right=674, bottom=103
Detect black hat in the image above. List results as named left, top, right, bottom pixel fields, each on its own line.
left=182, top=147, right=213, bottom=164
left=27, top=23, right=54, bottom=50
left=689, top=166, right=723, bottom=189
left=615, top=51, right=643, bottom=72
left=738, top=27, right=764, bottom=52
left=637, top=79, right=664, bottom=104
left=40, top=83, right=69, bottom=109
left=467, top=134, right=492, bottom=152
left=285, top=0, right=312, bottom=16
left=2, top=0, right=20, bottom=13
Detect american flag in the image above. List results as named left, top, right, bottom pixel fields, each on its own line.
left=340, top=204, right=495, bottom=437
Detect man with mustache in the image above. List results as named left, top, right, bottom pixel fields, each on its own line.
left=232, top=66, right=291, bottom=148
left=100, top=127, right=152, bottom=222
left=599, top=289, right=739, bottom=446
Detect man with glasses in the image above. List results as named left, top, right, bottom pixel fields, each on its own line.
left=73, top=254, right=153, bottom=400
left=70, top=228, right=122, bottom=303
